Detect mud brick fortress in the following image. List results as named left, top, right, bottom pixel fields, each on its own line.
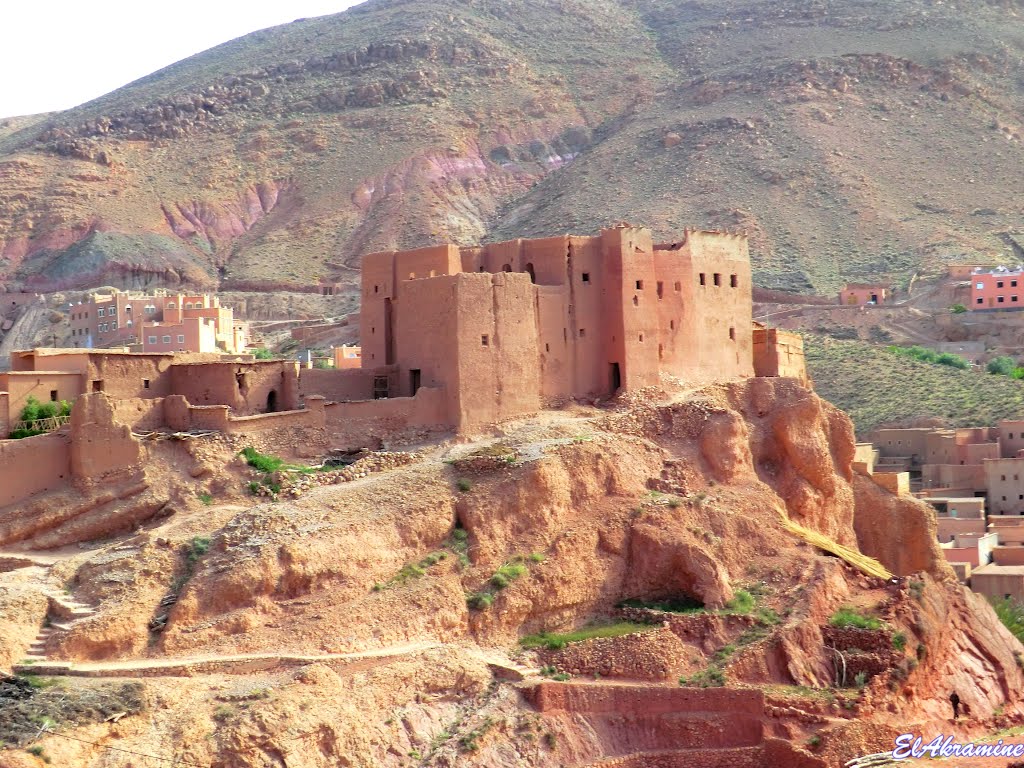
left=0, top=225, right=805, bottom=518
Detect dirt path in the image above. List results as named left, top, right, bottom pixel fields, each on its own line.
left=13, top=641, right=440, bottom=678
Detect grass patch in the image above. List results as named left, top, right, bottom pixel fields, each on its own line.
left=457, top=478, right=472, bottom=492
left=991, top=596, right=1024, bottom=643
left=466, top=553, right=545, bottom=611
left=197, top=491, right=214, bottom=506
left=724, top=589, right=755, bottom=614
left=829, top=606, right=882, bottom=630
left=373, top=551, right=448, bottom=591
left=619, top=596, right=705, bottom=613
left=520, top=621, right=652, bottom=650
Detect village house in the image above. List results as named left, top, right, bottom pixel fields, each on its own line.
left=68, top=290, right=247, bottom=354
left=862, top=422, right=1024, bottom=601
left=968, top=266, right=1024, bottom=311
left=839, top=283, right=889, bottom=306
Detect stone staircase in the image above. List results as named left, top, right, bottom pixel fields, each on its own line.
left=19, top=589, right=97, bottom=668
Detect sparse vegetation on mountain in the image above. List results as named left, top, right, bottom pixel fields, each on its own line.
left=805, top=335, right=1024, bottom=433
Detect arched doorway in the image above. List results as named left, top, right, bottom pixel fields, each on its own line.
left=525, top=263, right=536, bottom=283
left=266, top=390, right=278, bottom=413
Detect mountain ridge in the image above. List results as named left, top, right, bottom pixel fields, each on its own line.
left=1, top=0, right=1021, bottom=294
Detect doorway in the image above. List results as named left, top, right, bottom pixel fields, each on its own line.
left=266, top=390, right=278, bottom=413
left=610, top=362, right=622, bottom=393
left=410, top=369, right=421, bottom=396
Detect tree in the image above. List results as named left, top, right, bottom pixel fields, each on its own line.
left=988, top=356, right=1018, bottom=376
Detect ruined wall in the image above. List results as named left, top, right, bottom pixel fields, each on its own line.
left=168, top=360, right=298, bottom=414
left=752, top=328, right=808, bottom=384
left=298, top=368, right=375, bottom=403
left=534, top=626, right=687, bottom=681
left=69, top=393, right=143, bottom=489
left=110, top=397, right=166, bottom=430
left=0, top=431, right=71, bottom=507
left=323, top=387, right=447, bottom=450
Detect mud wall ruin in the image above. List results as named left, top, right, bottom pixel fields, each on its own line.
left=0, top=431, right=71, bottom=507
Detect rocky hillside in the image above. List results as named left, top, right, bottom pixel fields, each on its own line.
left=2, top=379, right=1022, bottom=767
left=0, top=0, right=1022, bottom=293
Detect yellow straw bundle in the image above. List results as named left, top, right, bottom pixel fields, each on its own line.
left=780, top=516, right=893, bottom=580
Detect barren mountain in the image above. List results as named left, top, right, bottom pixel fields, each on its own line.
left=0, top=0, right=1022, bottom=294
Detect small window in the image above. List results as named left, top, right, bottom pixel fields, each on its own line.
left=167, top=303, right=176, bottom=310
left=638, top=334, right=644, bottom=342
left=729, top=327, right=736, bottom=341
left=582, top=272, right=590, bottom=283
left=148, top=336, right=157, bottom=345
left=178, top=335, right=185, bottom=344
left=633, top=295, right=639, bottom=306
left=657, top=281, right=664, bottom=299
left=579, top=328, right=586, bottom=338
left=162, top=335, right=171, bottom=343
left=999, top=296, right=1005, bottom=303
left=1014, top=280, right=1019, bottom=287
left=998, top=281, right=1005, bottom=288
left=1003, top=475, right=1007, bottom=482
left=730, top=274, right=738, bottom=288
left=374, top=285, right=379, bottom=293
left=977, top=298, right=984, bottom=304
left=674, top=281, right=681, bottom=291
left=143, top=379, right=150, bottom=389
left=1014, top=296, right=1019, bottom=303
left=699, top=273, right=706, bottom=286
left=976, top=282, right=985, bottom=290
left=635, top=280, right=644, bottom=290
left=125, top=306, right=131, bottom=313
left=111, top=321, right=117, bottom=330
left=714, top=273, right=722, bottom=286
left=670, top=320, right=675, bottom=330
left=98, top=308, right=105, bottom=317
left=545, top=343, right=550, bottom=352
left=481, top=334, right=489, bottom=347
left=49, top=390, right=58, bottom=402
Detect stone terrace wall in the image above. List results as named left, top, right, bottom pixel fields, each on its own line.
left=528, top=682, right=764, bottom=715
left=534, top=626, right=687, bottom=681
left=323, top=386, right=448, bottom=450
left=618, top=606, right=760, bottom=652
left=0, top=430, right=71, bottom=507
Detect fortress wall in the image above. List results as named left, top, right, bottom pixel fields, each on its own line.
left=567, top=235, right=612, bottom=397
left=0, top=431, right=71, bottom=507
left=752, top=328, right=808, bottom=383
left=459, top=272, right=540, bottom=427
left=608, top=226, right=661, bottom=391
left=536, top=286, right=571, bottom=400
left=360, top=251, right=394, bottom=368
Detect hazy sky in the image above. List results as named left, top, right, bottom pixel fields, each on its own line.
left=1, top=1, right=363, bottom=118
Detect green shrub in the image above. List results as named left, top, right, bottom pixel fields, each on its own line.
left=253, top=348, right=274, bottom=359
left=892, top=631, right=907, bottom=652
left=619, top=596, right=705, bottom=614
left=829, top=607, right=882, bottom=630
left=854, top=671, right=868, bottom=689
left=680, top=665, right=726, bottom=688
left=457, top=478, right=472, bottom=492
left=950, top=304, right=967, bottom=314
left=724, top=589, right=755, bottom=614
left=989, top=356, right=1019, bottom=376
left=197, top=491, right=214, bottom=506
left=491, top=562, right=527, bottom=589
left=467, top=592, right=493, bottom=610
left=187, top=537, right=211, bottom=567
